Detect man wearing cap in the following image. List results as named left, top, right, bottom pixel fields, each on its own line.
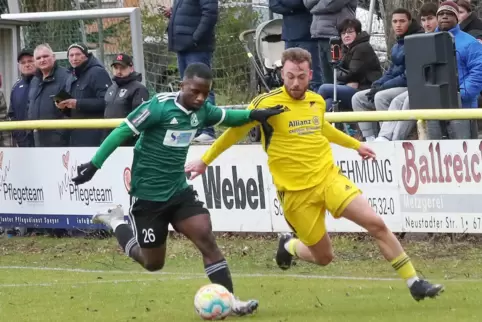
left=426, top=1, right=482, bottom=139
left=8, top=48, right=36, bottom=147
left=104, top=53, right=149, bottom=145
left=59, top=42, right=112, bottom=147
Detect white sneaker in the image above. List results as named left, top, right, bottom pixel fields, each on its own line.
left=92, top=204, right=125, bottom=229
left=374, top=136, right=390, bottom=142
left=192, top=133, right=215, bottom=144
left=230, top=296, right=259, bottom=316
left=365, top=135, right=376, bottom=142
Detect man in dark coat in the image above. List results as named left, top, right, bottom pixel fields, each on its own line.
left=58, top=43, right=112, bottom=147
left=8, top=49, right=36, bottom=147
left=28, top=44, right=71, bottom=147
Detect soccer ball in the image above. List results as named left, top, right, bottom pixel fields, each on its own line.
left=194, top=283, right=233, bottom=320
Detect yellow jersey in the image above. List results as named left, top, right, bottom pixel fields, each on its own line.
left=201, top=86, right=361, bottom=191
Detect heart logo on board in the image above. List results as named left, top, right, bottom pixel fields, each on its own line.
left=123, top=167, right=131, bottom=192
left=62, top=151, right=70, bottom=170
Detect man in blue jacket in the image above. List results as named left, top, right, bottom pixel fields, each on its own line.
left=426, top=1, right=482, bottom=139
left=269, top=0, right=322, bottom=90
left=352, top=8, right=423, bottom=141
left=162, top=0, right=218, bottom=144
left=8, top=48, right=36, bottom=147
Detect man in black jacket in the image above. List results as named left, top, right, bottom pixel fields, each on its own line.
left=104, top=53, right=149, bottom=145
left=57, top=43, right=112, bottom=147
left=162, top=0, right=218, bottom=143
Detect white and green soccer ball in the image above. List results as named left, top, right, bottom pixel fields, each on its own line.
left=194, top=283, right=233, bottom=320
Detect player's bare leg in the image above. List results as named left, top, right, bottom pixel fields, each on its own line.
left=277, top=196, right=444, bottom=301
left=340, top=196, right=444, bottom=301
left=173, top=213, right=259, bottom=316
left=92, top=205, right=167, bottom=271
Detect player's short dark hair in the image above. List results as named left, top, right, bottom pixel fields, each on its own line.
left=184, top=62, right=213, bottom=81
left=281, top=48, right=312, bottom=68
left=392, top=8, right=412, bottom=21
left=419, top=3, right=438, bottom=17
left=337, top=18, right=362, bottom=35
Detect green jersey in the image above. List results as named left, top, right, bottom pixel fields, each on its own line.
left=91, top=92, right=253, bottom=201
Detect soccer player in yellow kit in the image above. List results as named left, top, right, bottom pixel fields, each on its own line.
left=185, top=48, right=444, bottom=301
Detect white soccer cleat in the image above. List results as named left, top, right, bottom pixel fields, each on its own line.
left=230, top=296, right=259, bottom=316
left=92, top=204, right=125, bottom=229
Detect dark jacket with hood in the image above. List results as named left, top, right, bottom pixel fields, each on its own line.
left=27, top=63, right=71, bottom=147
left=460, top=12, right=482, bottom=40
left=104, top=72, right=149, bottom=146
left=65, top=54, right=112, bottom=147
left=168, top=0, right=218, bottom=52
left=373, top=19, right=424, bottom=90
left=336, top=31, right=382, bottom=90
left=8, top=74, right=34, bottom=146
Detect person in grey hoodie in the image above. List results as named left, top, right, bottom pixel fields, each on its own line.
left=304, top=0, right=357, bottom=84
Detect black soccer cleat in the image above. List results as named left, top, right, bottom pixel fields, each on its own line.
left=276, top=233, right=294, bottom=270
left=409, top=279, right=444, bottom=301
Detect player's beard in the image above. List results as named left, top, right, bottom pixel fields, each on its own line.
left=287, top=85, right=308, bottom=100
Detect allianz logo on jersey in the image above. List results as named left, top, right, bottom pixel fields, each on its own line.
left=288, top=116, right=320, bottom=127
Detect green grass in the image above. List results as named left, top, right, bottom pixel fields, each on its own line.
left=0, top=234, right=481, bottom=321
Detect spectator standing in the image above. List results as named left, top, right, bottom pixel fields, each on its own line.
left=269, top=0, right=322, bottom=90
left=351, top=8, right=423, bottom=142
left=104, top=53, right=149, bottom=145
left=303, top=0, right=357, bottom=84
left=426, top=1, right=482, bottom=140
left=8, top=48, right=35, bottom=147
left=28, top=44, right=70, bottom=147
left=60, top=43, right=112, bottom=147
left=0, top=74, right=13, bottom=147
left=375, top=4, right=439, bottom=142
left=456, top=0, right=482, bottom=41
left=161, top=0, right=218, bottom=143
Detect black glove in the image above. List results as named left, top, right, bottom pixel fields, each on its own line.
left=72, top=162, right=98, bottom=185
left=249, top=105, right=285, bottom=122
left=365, top=86, right=381, bottom=103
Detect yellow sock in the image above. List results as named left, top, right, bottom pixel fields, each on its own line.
left=284, top=238, right=300, bottom=256
left=391, top=252, right=418, bottom=287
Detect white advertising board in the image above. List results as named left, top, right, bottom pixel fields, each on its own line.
left=1, top=140, right=481, bottom=233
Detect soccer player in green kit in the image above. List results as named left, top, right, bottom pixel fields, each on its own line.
left=72, top=63, right=283, bottom=316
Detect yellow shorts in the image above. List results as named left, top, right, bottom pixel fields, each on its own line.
left=278, top=171, right=361, bottom=246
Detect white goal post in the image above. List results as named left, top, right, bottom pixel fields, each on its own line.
left=0, top=7, right=146, bottom=85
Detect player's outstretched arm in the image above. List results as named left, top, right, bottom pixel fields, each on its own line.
left=322, top=121, right=361, bottom=149
left=205, top=102, right=284, bottom=127
left=72, top=99, right=162, bottom=185
left=322, top=121, right=376, bottom=160
left=185, top=124, right=253, bottom=180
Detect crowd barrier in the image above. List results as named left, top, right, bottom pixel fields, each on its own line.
left=1, top=140, right=481, bottom=233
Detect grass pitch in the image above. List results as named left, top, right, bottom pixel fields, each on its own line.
left=0, top=234, right=481, bottom=321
